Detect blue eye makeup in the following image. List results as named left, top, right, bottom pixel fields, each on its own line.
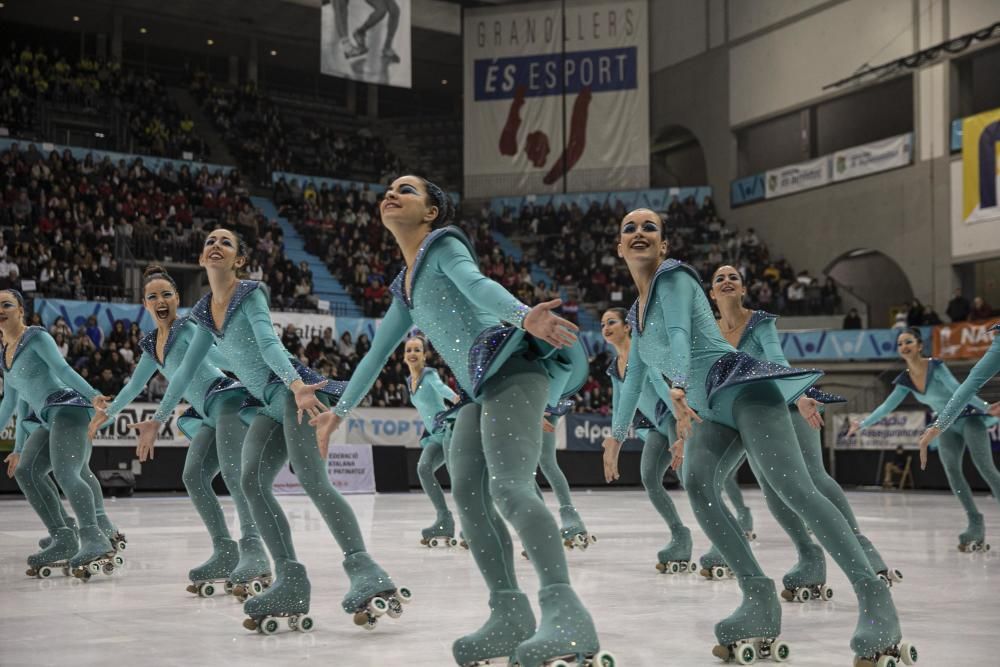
left=622, top=222, right=637, bottom=234
left=399, top=184, right=417, bottom=195
left=641, top=222, right=659, bottom=232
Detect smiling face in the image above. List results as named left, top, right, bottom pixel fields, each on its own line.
left=404, top=337, right=426, bottom=365
left=379, top=176, right=438, bottom=229
left=143, top=278, right=179, bottom=327
left=618, top=209, right=667, bottom=265
left=710, top=265, right=746, bottom=304
left=199, top=229, right=246, bottom=273
left=896, top=331, right=922, bottom=360
left=0, top=291, right=23, bottom=332
left=601, top=309, right=630, bottom=346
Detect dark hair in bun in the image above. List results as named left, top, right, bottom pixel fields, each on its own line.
left=142, top=264, right=178, bottom=290
left=420, top=177, right=455, bottom=228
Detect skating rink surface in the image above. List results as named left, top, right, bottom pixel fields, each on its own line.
left=1, top=488, right=997, bottom=666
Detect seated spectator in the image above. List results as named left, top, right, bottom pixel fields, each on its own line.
left=842, top=308, right=863, bottom=329
left=970, top=296, right=993, bottom=321
left=946, top=288, right=970, bottom=322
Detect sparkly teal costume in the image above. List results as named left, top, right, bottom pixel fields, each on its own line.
left=1, top=327, right=118, bottom=571
left=101, top=315, right=263, bottom=588
left=409, top=366, right=459, bottom=543
left=607, top=357, right=693, bottom=570
left=734, top=311, right=894, bottom=594
left=152, top=281, right=399, bottom=629
left=611, top=260, right=904, bottom=662
left=861, top=331, right=1000, bottom=550
left=537, top=400, right=591, bottom=547
left=334, top=227, right=598, bottom=667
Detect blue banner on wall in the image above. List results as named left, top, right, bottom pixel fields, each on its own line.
left=730, top=174, right=765, bottom=207
left=565, top=413, right=642, bottom=452
left=490, top=186, right=712, bottom=216
left=473, top=47, right=638, bottom=100
left=778, top=327, right=932, bottom=361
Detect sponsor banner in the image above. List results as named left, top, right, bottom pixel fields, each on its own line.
left=274, top=444, right=375, bottom=495
left=833, top=411, right=927, bottom=450
left=931, top=319, right=1000, bottom=360
left=339, top=407, right=425, bottom=447
left=464, top=1, right=649, bottom=197
left=489, top=186, right=711, bottom=216
left=730, top=174, right=765, bottom=207
left=565, top=413, right=642, bottom=452
left=765, top=157, right=830, bottom=199
left=92, top=403, right=189, bottom=447
left=832, top=133, right=912, bottom=182
left=320, top=0, right=411, bottom=88
left=961, top=107, right=1000, bottom=225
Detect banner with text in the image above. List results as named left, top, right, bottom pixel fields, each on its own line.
left=464, top=0, right=649, bottom=197
left=832, top=133, right=912, bottom=182
left=765, top=157, right=830, bottom=199
left=320, top=0, right=411, bottom=88
left=833, top=411, right=927, bottom=450
left=92, top=402, right=189, bottom=448
left=274, top=444, right=375, bottom=495
left=565, top=413, right=643, bottom=452
left=931, top=318, right=1000, bottom=360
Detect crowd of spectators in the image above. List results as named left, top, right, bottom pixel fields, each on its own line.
left=1, top=43, right=206, bottom=159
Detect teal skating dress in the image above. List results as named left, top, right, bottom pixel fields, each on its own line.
left=408, top=367, right=455, bottom=447
left=933, top=323, right=1000, bottom=432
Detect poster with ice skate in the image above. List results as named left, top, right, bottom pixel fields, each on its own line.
left=320, top=0, right=412, bottom=88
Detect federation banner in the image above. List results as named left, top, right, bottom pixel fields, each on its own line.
left=463, top=1, right=649, bottom=197
left=931, top=318, right=1000, bottom=360
left=961, top=107, right=1000, bottom=225
left=833, top=411, right=927, bottom=450
left=274, top=444, right=376, bottom=495
left=321, top=0, right=412, bottom=88
left=832, top=133, right=913, bottom=182
left=765, top=156, right=830, bottom=199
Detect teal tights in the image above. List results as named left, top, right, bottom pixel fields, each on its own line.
left=240, top=391, right=366, bottom=561
left=416, top=438, right=450, bottom=517
left=937, top=416, right=1000, bottom=518
left=449, top=356, right=570, bottom=591
left=536, top=415, right=575, bottom=507
left=683, top=383, right=876, bottom=584
left=639, top=426, right=686, bottom=531
left=182, top=394, right=258, bottom=542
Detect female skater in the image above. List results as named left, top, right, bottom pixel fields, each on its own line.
left=711, top=265, right=898, bottom=598
left=851, top=326, right=1000, bottom=552
left=602, top=306, right=694, bottom=573
left=403, top=334, right=461, bottom=547
left=132, top=229, right=407, bottom=634
left=602, top=209, right=912, bottom=666
left=0, top=290, right=121, bottom=579
left=88, top=265, right=268, bottom=597
left=310, top=176, right=610, bottom=667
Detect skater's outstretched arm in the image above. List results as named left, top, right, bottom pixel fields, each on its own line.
left=930, top=334, right=1000, bottom=434
left=151, top=326, right=214, bottom=423
left=426, top=369, right=459, bottom=403
left=854, top=385, right=909, bottom=433
left=90, top=354, right=158, bottom=439
left=33, top=332, right=103, bottom=406
left=244, top=289, right=300, bottom=386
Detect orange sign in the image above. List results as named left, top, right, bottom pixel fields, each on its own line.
left=932, top=319, right=1000, bottom=360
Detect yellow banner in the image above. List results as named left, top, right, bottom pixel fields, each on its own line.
left=962, top=107, right=1000, bottom=221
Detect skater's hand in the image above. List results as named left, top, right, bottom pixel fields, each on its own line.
left=542, top=417, right=555, bottom=433
left=91, top=394, right=111, bottom=411
left=846, top=419, right=862, bottom=438
left=88, top=409, right=108, bottom=440
left=670, top=439, right=685, bottom=471
left=4, top=452, right=18, bottom=478
left=602, top=437, right=622, bottom=483
left=796, top=396, right=824, bottom=430
left=309, top=411, right=342, bottom=460
left=989, top=402, right=1000, bottom=417
left=523, top=299, right=579, bottom=349
left=918, top=426, right=941, bottom=470
left=130, top=419, right=160, bottom=462
left=291, top=380, right=327, bottom=423
left=670, top=388, right=701, bottom=440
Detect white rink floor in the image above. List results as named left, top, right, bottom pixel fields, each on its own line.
left=1, top=488, right=998, bottom=666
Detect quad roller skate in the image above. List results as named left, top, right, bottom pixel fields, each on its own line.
left=738, top=507, right=756, bottom=541
left=700, top=545, right=735, bottom=580
left=242, top=558, right=315, bottom=635
left=510, top=583, right=611, bottom=667
left=39, top=517, right=77, bottom=549
left=656, top=526, right=697, bottom=574
left=454, top=589, right=536, bottom=666
left=342, top=551, right=412, bottom=631
left=851, top=577, right=916, bottom=667
left=780, top=544, right=831, bottom=603
left=69, top=525, right=123, bottom=581
left=712, top=576, right=789, bottom=664
left=856, top=534, right=903, bottom=587
left=420, top=512, right=458, bottom=548
left=231, top=535, right=273, bottom=601
left=26, top=527, right=78, bottom=579
left=97, top=514, right=126, bottom=552
left=186, top=537, right=239, bottom=598
left=958, top=512, right=990, bottom=553
left=559, top=506, right=596, bottom=550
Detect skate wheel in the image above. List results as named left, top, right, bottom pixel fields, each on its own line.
left=591, top=650, right=616, bottom=666
left=712, top=566, right=726, bottom=580
left=102, top=562, right=115, bottom=576
left=985, top=543, right=991, bottom=552
left=772, top=640, right=790, bottom=662
left=550, top=660, right=570, bottom=667
left=117, top=541, right=127, bottom=552
left=88, top=562, right=101, bottom=575
left=39, top=566, right=52, bottom=578
left=200, top=582, right=216, bottom=598
left=889, top=569, right=903, bottom=583
left=113, top=555, right=125, bottom=567
left=875, top=656, right=897, bottom=667
left=899, top=642, right=917, bottom=665
left=250, top=580, right=264, bottom=596
left=386, top=598, right=403, bottom=619
left=367, top=596, right=388, bottom=616
left=396, top=587, right=413, bottom=603
left=877, top=573, right=891, bottom=587
left=820, top=585, right=833, bottom=601
left=225, top=581, right=234, bottom=594
left=736, top=642, right=757, bottom=665
left=794, top=588, right=810, bottom=603
left=259, top=617, right=280, bottom=635
left=573, top=534, right=588, bottom=548
left=430, top=538, right=439, bottom=548
left=296, top=615, right=315, bottom=633
left=62, top=567, right=70, bottom=577
left=669, top=562, right=680, bottom=574
left=688, top=561, right=698, bottom=573
left=450, top=538, right=458, bottom=547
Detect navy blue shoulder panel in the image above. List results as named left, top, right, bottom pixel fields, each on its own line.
left=737, top=310, right=777, bottom=350
left=190, top=281, right=262, bottom=335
